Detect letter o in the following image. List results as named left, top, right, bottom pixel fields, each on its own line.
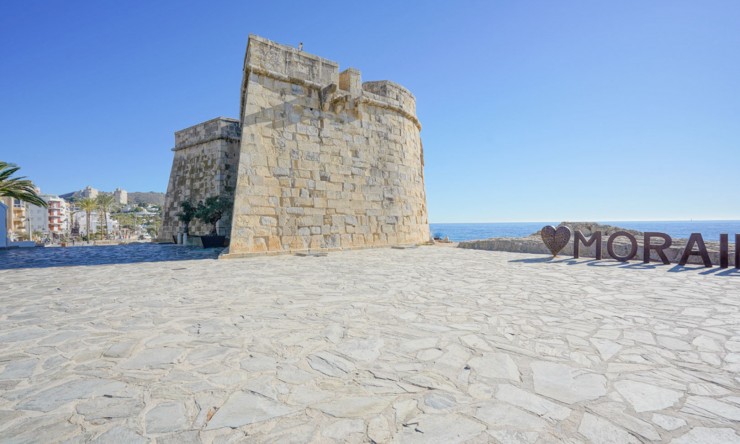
left=607, top=231, right=638, bottom=262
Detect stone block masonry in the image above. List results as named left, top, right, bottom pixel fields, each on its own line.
left=223, top=35, right=429, bottom=256
left=160, top=36, right=429, bottom=254
left=159, top=117, right=240, bottom=243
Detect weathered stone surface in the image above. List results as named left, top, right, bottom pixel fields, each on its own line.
left=2, top=247, right=739, bottom=441
left=652, top=413, right=687, bottom=431
left=91, top=426, right=147, bottom=444
left=0, top=358, right=37, bottom=380
left=159, top=117, right=240, bottom=242
left=16, top=379, right=126, bottom=412
left=614, top=380, right=683, bottom=412
left=367, top=415, right=392, bottom=442
left=475, top=404, right=548, bottom=431
left=399, top=413, right=486, bottom=443
left=496, top=383, right=571, bottom=420
left=321, top=419, right=365, bottom=440
left=206, top=392, right=300, bottom=430
left=306, top=351, right=355, bottom=377
left=103, top=341, right=137, bottom=358
left=682, top=396, right=740, bottom=421
left=531, top=361, right=607, bottom=404
left=120, top=347, right=184, bottom=370
left=578, top=413, right=640, bottom=444
left=77, top=397, right=144, bottom=420
left=468, top=353, right=520, bottom=381
left=671, top=427, right=740, bottom=443
left=146, top=402, right=189, bottom=433
left=315, top=396, right=392, bottom=418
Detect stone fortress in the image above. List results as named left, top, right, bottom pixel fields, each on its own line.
left=160, top=35, right=429, bottom=256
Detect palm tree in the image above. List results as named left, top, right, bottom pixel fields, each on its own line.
left=96, top=194, right=116, bottom=239
left=0, top=161, right=46, bottom=207
left=78, top=197, right=97, bottom=240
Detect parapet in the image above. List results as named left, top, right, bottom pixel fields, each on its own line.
left=242, top=35, right=419, bottom=128
left=174, top=117, right=241, bottom=151
left=362, top=80, right=417, bottom=125
left=245, top=35, right=339, bottom=88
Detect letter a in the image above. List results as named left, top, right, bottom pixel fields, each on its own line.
left=678, top=233, right=712, bottom=267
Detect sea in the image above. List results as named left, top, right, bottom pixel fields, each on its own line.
left=429, top=221, right=740, bottom=243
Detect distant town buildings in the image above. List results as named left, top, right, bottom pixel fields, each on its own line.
left=27, top=194, right=70, bottom=239
left=2, top=184, right=160, bottom=247
left=71, top=210, right=119, bottom=235
left=81, top=186, right=99, bottom=199
left=1, top=196, right=29, bottom=240
left=0, top=201, right=7, bottom=248
left=113, top=188, right=128, bottom=205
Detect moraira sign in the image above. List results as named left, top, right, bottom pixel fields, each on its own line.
left=540, top=225, right=739, bottom=268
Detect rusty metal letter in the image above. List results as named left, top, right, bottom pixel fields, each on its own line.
left=678, top=233, right=712, bottom=267
left=720, top=234, right=729, bottom=269
left=607, top=231, right=638, bottom=262
left=574, top=231, right=602, bottom=259
left=643, top=232, right=672, bottom=265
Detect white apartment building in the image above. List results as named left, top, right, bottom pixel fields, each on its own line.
left=27, top=195, right=70, bottom=239
left=72, top=210, right=119, bottom=236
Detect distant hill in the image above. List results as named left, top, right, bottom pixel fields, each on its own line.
left=60, top=190, right=165, bottom=206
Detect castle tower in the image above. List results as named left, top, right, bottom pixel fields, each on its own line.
left=223, top=35, right=428, bottom=256
left=159, top=118, right=241, bottom=243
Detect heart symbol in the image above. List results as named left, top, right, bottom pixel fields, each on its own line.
left=540, top=225, right=572, bottom=257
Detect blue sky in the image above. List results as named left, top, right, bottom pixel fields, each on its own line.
left=1, top=1, right=738, bottom=222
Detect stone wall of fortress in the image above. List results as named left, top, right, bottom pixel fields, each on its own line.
left=160, top=35, right=429, bottom=254
left=224, top=35, right=428, bottom=256
left=159, top=118, right=240, bottom=243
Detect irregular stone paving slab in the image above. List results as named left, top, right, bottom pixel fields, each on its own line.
left=76, top=396, right=144, bottom=420
left=91, top=426, right=148, bottom=444
left=145, top=401, right=189, bottom=433
left=475, top=404, right=549, bottom=431
left=579, top=413, right=640, bottom=444
left=120, top=347, right=184, bottom=370
left=15, top=379, right=126, bottom=412
left=306, top=351, right=355, bottom=377
left=398, top=413, right=486, bottom=443
left=531, top=361, right=607, bottom=404
left=614, top=380, right=683, bottom=412
left=1, top=247, right=739, bottom=442
left=205, top=391, right=300, bottom=429
left=671, top=427, right=740, bottom=443
left=682, top=396, right=740, bottom=421
left=652, top=413, right=687, bottom=431
left=468, top=353, right=520, bottom=381
left=495, top=383, right=571, bottom=420
left=314, top=395, right=393, bottom=418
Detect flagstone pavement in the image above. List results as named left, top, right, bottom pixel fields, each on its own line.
left=1, top=246, right=739, bottom=443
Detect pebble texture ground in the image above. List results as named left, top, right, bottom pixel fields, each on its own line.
left=1, top=246, right=739, bottom=443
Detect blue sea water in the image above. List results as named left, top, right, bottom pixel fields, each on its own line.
left=430, top=221, right=740, bottom=242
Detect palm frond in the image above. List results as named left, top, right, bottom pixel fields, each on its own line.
left=0, top=161, right=47, bottom=208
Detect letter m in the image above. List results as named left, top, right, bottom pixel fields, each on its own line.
left=574, top=231, right=602, bottom=259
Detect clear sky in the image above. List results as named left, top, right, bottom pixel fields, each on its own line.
left=1, top=1, right=738, bottom=222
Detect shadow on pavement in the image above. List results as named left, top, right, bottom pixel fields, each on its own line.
left=507, top=253, right=738, bottom=276
left=0, top=244, right=223, bottom=270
